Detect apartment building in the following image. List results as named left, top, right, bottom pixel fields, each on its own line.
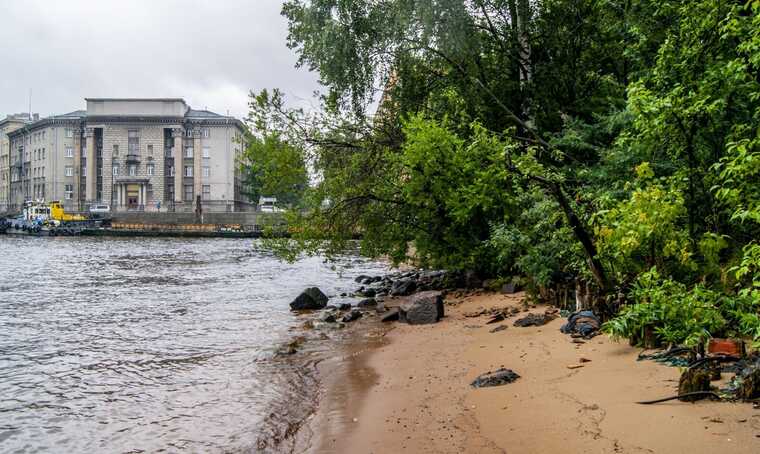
left=0, top=113, right=36, bottom=213
left=6, top=98, right=248, bottom=213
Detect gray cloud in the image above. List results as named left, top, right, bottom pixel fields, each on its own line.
left=0, top=0, right=320, bottom=119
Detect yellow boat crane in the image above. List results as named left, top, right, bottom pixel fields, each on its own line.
left=49, top=201, right=87, bottom=222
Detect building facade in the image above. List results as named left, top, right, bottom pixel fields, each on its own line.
left=0, top=113, right=37, bottom=213
left=5, top=99, right=248, bottom=213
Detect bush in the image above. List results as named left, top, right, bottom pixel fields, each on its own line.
left=603, top=268, right=725, bottom=347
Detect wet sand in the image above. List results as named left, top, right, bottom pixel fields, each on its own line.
left=302, top=291, right=760, bottom=453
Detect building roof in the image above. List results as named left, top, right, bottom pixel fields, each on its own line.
left=51, top=110, right=87, bottom=119
left=84, top=98, right=186, bottom=102
left=186, top=108, right=226, bottom=118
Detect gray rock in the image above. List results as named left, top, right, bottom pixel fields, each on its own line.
left=338, top=303, right=352, bottom=311
left=357, top=287, right=377, bottom=298
left=354, top=275, right=371, bottom=284
left=357, top=298, right=377, bottom=308
left=290, top=287, right=329, bottom=310
left=320, top=312, right=337, bottom=323
left=399, top=291, right=444, bottom=325
left=390, top=278, right=417, bottom=296
left=341, top=309, right=363, bottom=323
left=471, top=368, right=520, bottom=388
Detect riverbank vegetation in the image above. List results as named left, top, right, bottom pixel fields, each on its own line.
left=245, top=0, right=760, bottom=347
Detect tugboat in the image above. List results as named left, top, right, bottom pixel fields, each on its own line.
left=4, top=200, right=53, bottom=236
left=3, top=200, right=97, bottom=236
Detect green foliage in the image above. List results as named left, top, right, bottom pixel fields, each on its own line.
left=595, top=170, right=694, bottom=279
left=603, top=268, right=726, bottom=347
left=241, top=89, right=309, bottom=207
left=266, top=0, right=760, bottom=344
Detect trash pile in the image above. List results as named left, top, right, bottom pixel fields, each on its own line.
left=559, top=310, right=601, bottom=338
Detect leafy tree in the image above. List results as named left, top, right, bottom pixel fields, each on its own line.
left=241, top=89, right=309, bottom=207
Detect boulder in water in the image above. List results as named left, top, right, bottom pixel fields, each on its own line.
left=290, top=287, right=329, bottom=311
left=357, top=298, right=377, bottom=308
left=390, top=278, right=417, bottom=296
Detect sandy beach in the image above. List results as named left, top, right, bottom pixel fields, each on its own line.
left=298, top=291, right=760, bottom=454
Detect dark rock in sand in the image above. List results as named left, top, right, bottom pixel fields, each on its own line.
left=485, top=313, right=505, bottom=324
left=341, top=309, right=363, bottom=323
left=290, top=287, right=329, bottom=310
left=390, top=278, right=417, bottom=296
left=489, top=325, right=508, bottom=333
left=338, top=303, right=352, bottom=311
left=320, top=312, right=337, bottom=323
left=399, top=291, right=444, bottom=325
left=357, top=298, right=377, bottom=308
left=381, top=308, right=400, bottom=322
left=514, top=312, right=556, bottom=327
left=471, top=368, right=520, bottom=388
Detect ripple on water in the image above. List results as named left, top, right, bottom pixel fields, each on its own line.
left=0, top=236, right=389, bottom=452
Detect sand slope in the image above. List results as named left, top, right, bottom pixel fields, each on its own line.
left=308, top=292, right=760, bottom=454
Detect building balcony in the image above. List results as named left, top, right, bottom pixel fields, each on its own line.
left=125, top=154, right=141, bottom=163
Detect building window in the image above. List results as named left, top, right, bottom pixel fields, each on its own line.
left=202, top=185, right=211, bottom=200
left=202, top=146, right=210, bottom=159
left=202, top=129, right=210, bottom=138
left=128, top=130, right=139, bottom=155
left=64, top=184, right=73, bottom=199
left=184, top=147, right=193, bottom=158
left=168, top=166, right=175, bottom=177
left=65, top=146, right=73, bottom=158
left=65, top=129, right=73, bottom=138
left=42, top=149, right=45, bottom=160
left=147, top=164, right=154, bottom=176
left=128, top=165, right=136, bottom=176
left=185, top=129, right=193, bottom=138
left=147, top=184, right=154, bottom=201
left=65, top=166, right=73, bottom=177
left=113, top=144, right=119, bottom=156
left=202, top=166, right=210, bottom=177
left=184, top=166, right=193, bottom=177
left=113, top=164, right=120, bottom=176
left=184, top=184, right=193, bottom=201
left=147, top=144, right=153, bottom=156
left=82, top=164, right=87, bottom=177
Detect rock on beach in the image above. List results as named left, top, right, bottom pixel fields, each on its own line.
left=290, top=287, right=329, bottom=310
left=399, top=291, right=444, bottom=324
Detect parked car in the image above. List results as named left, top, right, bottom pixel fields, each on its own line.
left=89, top=204, right=111, bottom=214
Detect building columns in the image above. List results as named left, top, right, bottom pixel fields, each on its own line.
left=72, top=128, right=82, bottom=211
left=85, top=127, right=95, bottom=203
left=172, top=127, right=183, bottom=205
left=193, top=129, right=202, bottom=208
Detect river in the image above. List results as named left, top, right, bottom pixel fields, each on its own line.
left=0, top=236, right=388, bottom=453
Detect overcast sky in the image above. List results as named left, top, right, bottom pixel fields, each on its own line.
left=0, top=0, right=321, bottom=120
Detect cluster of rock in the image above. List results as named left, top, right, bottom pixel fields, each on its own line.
left=288, top=270, right=466, bottom=327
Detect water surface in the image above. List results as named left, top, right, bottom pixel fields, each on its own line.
left=0, top=236, right=387, bottom=453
